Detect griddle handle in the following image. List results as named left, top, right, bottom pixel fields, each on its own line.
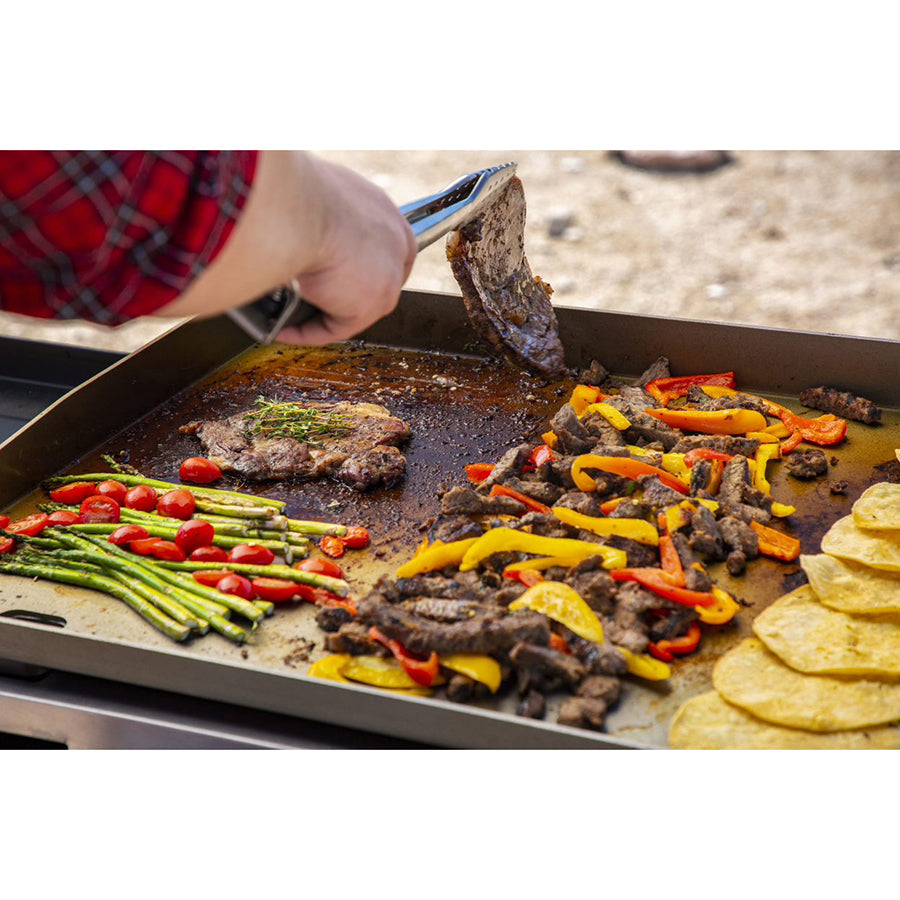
left=0, top=609, right=67, bottom=629
left=0, top=610, right=66, bottom=681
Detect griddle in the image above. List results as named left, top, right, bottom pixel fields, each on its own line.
left=1, top=289, right=898, bottom=749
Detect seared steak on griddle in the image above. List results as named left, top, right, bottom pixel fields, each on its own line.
left=180, top=401, right=410, bottom=490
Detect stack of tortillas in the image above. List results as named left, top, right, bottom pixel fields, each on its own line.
left=670, top=482, right=900, bottom=749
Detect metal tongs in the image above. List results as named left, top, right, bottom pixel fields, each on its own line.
left=226, top=162, right=518, bottom=344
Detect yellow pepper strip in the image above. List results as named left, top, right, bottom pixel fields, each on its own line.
left=747, top=430, right=780, bottom=444
left=694, top=586, right=741, bottom=625
left=307, top=654, right=353, bottom=683
left=396, top=537, right=478, bottom=578
left=770, top=502, right=796, bottom=518
left=439, top=654, right=502, bottom=693
left=660, top=452, right=691, bottom=485
left=698, top=385, right=738, bottom=399
left=754, top=443, right=781, bottom=495
left=552, top=506, right=660, bottom=546
left=459, top=527, right=627, bottom=572
left=542, top=430, right=558, bottom=448
left=644, top=407, right=768, bottom=435
left=509, top=581, right=605, bottom=643
left=569, top=384, right=604, bottom=416
left=341, top=655, right=444, bottom=690
left=764, top=421, right=792, bottom=439
left=503, top=556, right=584, bottom=575
left=582, top=402, right=631, bottom=430
left=618, top=647, right=671, bottom=681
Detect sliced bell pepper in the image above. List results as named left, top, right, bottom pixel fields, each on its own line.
left=581, top=402, right=631, bottom=430
left=698, top=385, right=739, bottom=399
left=707, top=459, right=725, bottom=495
left=459, top=527, right=627, bottom=572
left=746, top=430, right=780, bottom=444
left=307, top=654, right=353, bottom=683
left=660, top=453, right=691, bottom=484
left=369, top=627, right=440, bottom=687
left=644, top=407, right=768, bottom=435
left=618, top=647, right=671, bottom=681
left=504, top=567, right=545, bottom=587
left=503, top=555, right=585, bottom=575
left=569, top=384, right=606, bottom=416
left=600, top=497, right=626, bottom=515
left=749, top=521, right=801, bottom=561
left=508, top=581, right=605, bottom=643
left=541, top=430, right=558, bottom=448
left=465, top=463, right=495, bottom=484
left=645, top=372, right=737, bottom=406
left=525, top=444, right=555, bottom=469
left=684, top=448, right=734, bottom=467
left=657, top=513, right=685, bottom=587
left=770, top=502, right=796, bottom=518
left=489, top=483, right=552, bottom=515
left=650, top=621, right=702, bottom=663
left=695, top=586, right=741, bottom=625
left=765, top=421, right=792, bottom=438
left=395, top=537, right=478, bottom=578
left=754, top=442, right=781, bottom=495
left=780, top=430, right=804, bottom=454
left=552, top=506, right=660, bottom=545
left=548, top=633, right=571, bottom=654
left=610, top=567, right=716, bottom=607
left=571, top=454, right=689, bottom=495
left=341, top=654, right=433, bottom=690
left=439, top=654, right=502, bottom=693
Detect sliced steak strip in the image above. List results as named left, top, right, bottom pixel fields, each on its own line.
left=440, top=486, right=526, bottom=516
left=798, top=385, right=881, bottom=424
left=688, top=503, right=726, bottom=559
left=672, top=434, right=761, bottom=457
left=553, top=491, right=607, bottom=517
left=517, top=689, right=547, bottom=719
left=785, top=449, right=828, bottom=479
left=479, top=444, right=531, bottom=488
left=509, top=642, right=587, bottom=687
left=635, top=356, right=671, bottom=387
left=558, top=696, right=611, bottom=731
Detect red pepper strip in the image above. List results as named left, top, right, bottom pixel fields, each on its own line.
left=295, top=585, right=358, bottom=615
left=780, top=430, right=804, bottom=454
left=648, top=642, right=675, bottom=663
left=368, top=626, right=439, bottom=687
left=548, top=632, right=571, bottom=654
left=645, top=372, right=736, bottom=407
left=465, top=463, right=495, bottom=484
left=489, top=483, right=552, bottom=515
left=504, top=568, right=545, bottom=588
left=755, top=397, right=848, bottom=448
left=652, top=621, right=702, bottom=660
left=657, top=514, right=686, bottom=587
left=523, top=444, right=555, bottom=472
left=684, top=448, right=734, bottom=467
left=749, top=521, right=801, bottom=562
left=610, top=568, right=716, bottom=607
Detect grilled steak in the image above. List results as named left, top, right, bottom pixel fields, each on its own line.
left=798, top=385, right=882, bottom=424
left=446, top=177, right=566, bottom=376
left=785, top=448, right=828, bottom=479
left=180, top=401, right=410, bottom=490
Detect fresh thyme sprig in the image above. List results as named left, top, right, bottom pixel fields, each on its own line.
left=243, top=397, right=353, bottom=446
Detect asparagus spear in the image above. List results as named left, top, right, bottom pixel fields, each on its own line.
left=150, top=559, right=350, bottom=595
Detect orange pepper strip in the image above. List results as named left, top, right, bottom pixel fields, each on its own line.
left=650, top=621, right=702, bottom=662
left=572, top=454, right=689, bottom=495
left=503, top=567, right=545, bottom=588
left=657, top=513, right=686, bottom=587
left=645, top=372, right=737, bottom=407
left=465, top=463, right=495, bottom=484
left=368, top=627, right=440, bottom=687
left=609, top=567, right=716, bottom=607
left=600, top=497, right=625, bottom=515
left=644, top=407, right=768, bottom=435
left=749, top=521, right=801, bottom=561
left=489, top=484, right=552, bottom=515
left=548, top=632, right=571, bottom=654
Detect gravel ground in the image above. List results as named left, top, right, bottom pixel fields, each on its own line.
left=4, top=150, right=900, bottom=352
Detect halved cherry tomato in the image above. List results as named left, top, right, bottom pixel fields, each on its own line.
left=217, top=573, right=254, bottom=599
left=95, top=480, right=127, bottom=505
left=46, top=510, right=81, bottom=527
left=147, top=540, right=187, bottom=562
left=251, top=577, right=299, bottom=603
left=319, top=535, right=346, bottom=559
left=294, top=557, right=345, bottom=579
left=179, top=456, right=222, bottom=484
left=0, top=537, right=14, bottom=554
left=108, top=524, right=150, bottom=546
left=129, top=537, right=165, bottom=556
left=157, top=489, right=196, bottom=520
left=79, top=495, right=121, bottom=524
left=340, top=526, right=370, bottom=550
left=175, top=519, right=214, bottom=553
left=0, top=515, right=8, bottom=530
left=7, top=513, right=50, bottom=537
left=192, top=569, right=232, bottom=587
left=124, top=485, right=157, bottom=512
left=49, top=482, right=96, bottom=504
left=227, top=543, right=275, bottom=566
left=189, top=544, right=228, bottom=562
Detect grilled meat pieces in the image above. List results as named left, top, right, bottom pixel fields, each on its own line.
left=446, top=177, right=566, bottom=376
left=180, top=401, right=410, bottom=490
left=798, top=385, right=882, bottom=424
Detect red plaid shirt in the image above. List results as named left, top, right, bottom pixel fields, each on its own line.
left=0, top=150, right=258, bottom=325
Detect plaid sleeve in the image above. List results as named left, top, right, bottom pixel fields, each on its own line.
left=0, top=150, right=259, bottom=325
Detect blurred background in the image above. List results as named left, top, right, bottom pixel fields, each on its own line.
left=3, top=149, right=899, bottom=352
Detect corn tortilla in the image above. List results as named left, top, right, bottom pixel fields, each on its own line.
left=852, top=482, right=900, bottom=531
left=801, top=553, right=900, bottom=615
left=820, top=515, right=900, bottom=572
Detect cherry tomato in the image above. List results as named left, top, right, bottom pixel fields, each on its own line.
left=294, top=557, right=345, bottom=579
left=108, top=524, right=151, bottom=546
left=129, top=537, right=165, bottom=556
left=251, top=577, right=299, bottom=603
left=217, top=573, right=254, bottom=599
left=189, top=544, right=228, bottom=562
left=175, top=519, right=214, bottom=553
left=95, top=480, right=127, bottom=504
left=0, top=515, right=10, bottom=530
left=227, top=543, right=275, bottom=566
left=124, top=484, right=157, bottom=512
left=147, top=540, right=187, bottom=562
left=49, top=482, right=96, bottom=504
left=79, top=495, right=121, bottom=524
left=179, top=457, right=222, bottom=485
left=0, top=537, right=14, bottom=555
left=319, top=535, right=345, bottom=559
left=157, top=489, right=196, bottom=520
left=340, top=526, right=370, bottom=550
left=7, top=513, right=50, bottom=536
left=191, top=569, right=232, bottom=587
left=46, top=510, right=81, bottom=527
